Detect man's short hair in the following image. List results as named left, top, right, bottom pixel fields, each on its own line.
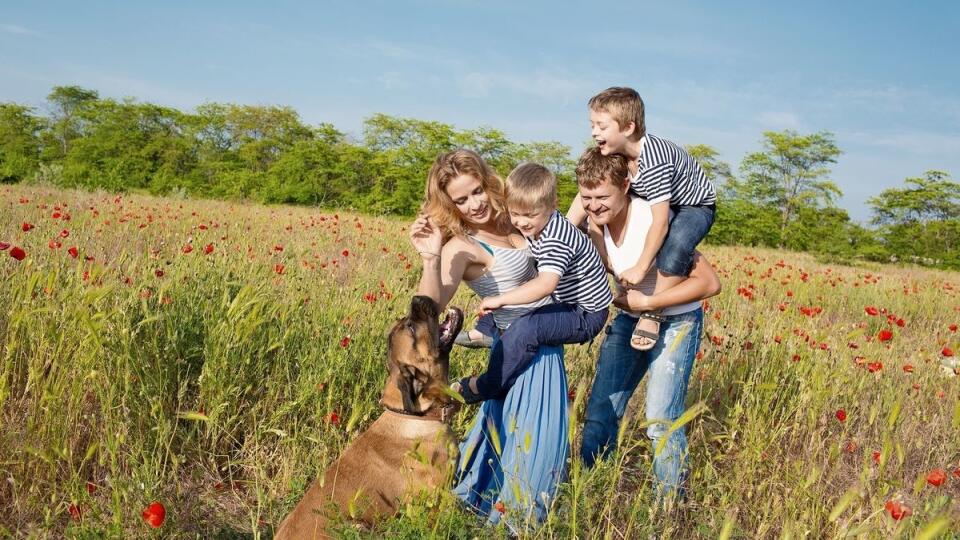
left=576, top=147, right=629, bottom=190
left=588, top=87, right=646, bottom=141
left=506, top=162, right=558, bottom=210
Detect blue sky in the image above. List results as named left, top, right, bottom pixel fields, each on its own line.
left=2, top=1, right=958, bottom=221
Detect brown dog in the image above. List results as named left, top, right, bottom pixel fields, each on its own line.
left=274, top=295, right=464, bottom=539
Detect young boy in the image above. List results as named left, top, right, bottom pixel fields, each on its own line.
left=454, top=163, right=612, bottom=403
left=567, top=87, right=716, bottom=351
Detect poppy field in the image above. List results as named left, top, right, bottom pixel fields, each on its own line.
left=1, top=185, right=958, bottom=539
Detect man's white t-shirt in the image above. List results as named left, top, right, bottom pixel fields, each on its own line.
left=602, top=196, right=700, bottom=317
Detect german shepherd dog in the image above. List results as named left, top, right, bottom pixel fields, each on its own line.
left=275, top=296, right=464, bottom=538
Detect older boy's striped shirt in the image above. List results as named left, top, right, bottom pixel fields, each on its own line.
left=630, top=133, right=717, bottom=206
left=528, top=211, right=612, bottom=313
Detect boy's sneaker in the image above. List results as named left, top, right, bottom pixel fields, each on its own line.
left=454, top=330, right=493, bottom=349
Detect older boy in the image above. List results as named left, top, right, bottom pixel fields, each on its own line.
left=454, top=163, right=611, bottom=403
left=567, top=87, right=716, bottom=352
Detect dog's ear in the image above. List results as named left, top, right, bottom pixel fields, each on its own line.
left=397, top=364, right=429, bottom=413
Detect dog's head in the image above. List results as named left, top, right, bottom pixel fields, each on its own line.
left=381, top=295, right=463, bottom=415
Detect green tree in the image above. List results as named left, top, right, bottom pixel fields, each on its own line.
left=60, top=99, right=194, bottom=192
left=43, top=85, right=100, bottom=160
left=0, top=104, right=44, bottom=183
left=686, top=144, right=733, bottom=186
left=739, top=130, right=842, bottom=247
left=867, top=170, right=960, bottom=268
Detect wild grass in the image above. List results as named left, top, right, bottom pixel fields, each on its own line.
left=0, top=185, right=957, bottom=538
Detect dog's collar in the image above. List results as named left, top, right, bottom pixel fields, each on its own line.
left=381, top=401, right=457, bottom=424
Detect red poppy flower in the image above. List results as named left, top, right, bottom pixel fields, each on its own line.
left=85, top=481, right=97, bottom=495
left=884, top=499, right=911, bottom=520
left=494, top=501, right=506, bottom=514
left=59, top=229, right=69, bottom=238
left=142, top=501, right=166, bottom=527
left=342, top=249, right=350, bottom=257
left=182, top=244, right=193, bottom=254
left=68, top=503, right=82, bottom=521
left=926, top=469, right=946, bottom=487
left=339, top=335, right=351, bottom=348
left=872, top=450, right=881, bottom=464
left=943, top=347, right=955, bottom=357
left=950, top=324, right=958, bottom=332
left=21, top=222, right=34, bottom=232
left=67, top=246, right=78, bottom=258
left=0, top=242, right=9, bottom=250
left=877, top=329, right=893, bottom=342
left=867, top=362, right=883, bottom=373
left=844, top=441, right=858, bottom=453
left=902, top=364, right=914, bottom=373
left=274, top=264, right=285, bottom=274
left=835, top=409, right=846, bottom=422
left=154, top=269, right=165, bottom=278
left=864, top=306, right=878, bottom=316
left=203, top=243, right=214, bottom=254
left=9, top=246, right=26, bottom=261
left=895, top=318, right=905, bottom=327
left=328, top=411, right=341, bottom=425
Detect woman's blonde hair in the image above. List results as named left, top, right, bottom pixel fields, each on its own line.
left=422, top=149, right=510, bottom=239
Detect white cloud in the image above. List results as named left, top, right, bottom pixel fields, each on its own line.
left=756, top=111, right=802, bottom=130
left=0, top=24, right=41, bottom=37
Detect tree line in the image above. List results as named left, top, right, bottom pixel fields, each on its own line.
left=2, top=86, right=958, bottom=269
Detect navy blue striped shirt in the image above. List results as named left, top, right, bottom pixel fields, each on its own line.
left=528, top=211, right=612, bottom=313
left=630, top=134, right=717, bottom=206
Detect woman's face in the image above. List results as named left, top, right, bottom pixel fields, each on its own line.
left=445, top=174, right=492, bottom=226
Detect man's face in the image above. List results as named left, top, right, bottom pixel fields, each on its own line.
left=580, top=177, right=630, bottom=227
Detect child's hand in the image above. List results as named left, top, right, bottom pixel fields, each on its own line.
left=618, top=264, right=648, bottom=287
left=478, top=296, right=503, bottom=315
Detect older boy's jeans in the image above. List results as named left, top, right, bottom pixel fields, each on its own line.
left=580, top=309, right=703, bottom=500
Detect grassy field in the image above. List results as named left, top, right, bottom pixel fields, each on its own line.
left=1, top=184, right=958, bottom=539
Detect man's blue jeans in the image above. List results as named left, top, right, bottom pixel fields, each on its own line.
left=580, top=309, right=703, bottom=500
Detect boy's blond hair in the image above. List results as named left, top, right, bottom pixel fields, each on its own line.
left=506, top=163, right=557, bottom=211
left=576, top=147, right=629, bottom=190
left=588, top=87, right=645, bottom=141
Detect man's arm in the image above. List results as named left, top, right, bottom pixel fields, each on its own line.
left=614, top=251, right=721, bottom=311
left=566, top=193, right=587, bottom=227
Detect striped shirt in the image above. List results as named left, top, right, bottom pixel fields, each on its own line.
left=630, top=133, right=717, bottom=206
left=465, top=238, right=553, bottom=330
left=529, top=211, right=612, bottom=313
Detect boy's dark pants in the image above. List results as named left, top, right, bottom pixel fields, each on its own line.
left=474, top=303, right=608, bottom=400
left=657, top=204, right=716, bottom=277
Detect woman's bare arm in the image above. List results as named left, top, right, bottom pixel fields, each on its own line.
left=409, top=215, right=471, bottom=310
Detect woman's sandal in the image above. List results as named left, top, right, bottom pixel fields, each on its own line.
left=631, top=311, right=664, bottom=351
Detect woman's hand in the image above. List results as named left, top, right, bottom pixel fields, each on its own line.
left=409, top=214, right=442, bottom=260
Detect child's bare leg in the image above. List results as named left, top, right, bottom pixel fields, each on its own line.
left=632, top=271, right=686, bottom=348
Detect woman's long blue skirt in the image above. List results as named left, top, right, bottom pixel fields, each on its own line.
left=452, top=344, right=568, bottom=531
